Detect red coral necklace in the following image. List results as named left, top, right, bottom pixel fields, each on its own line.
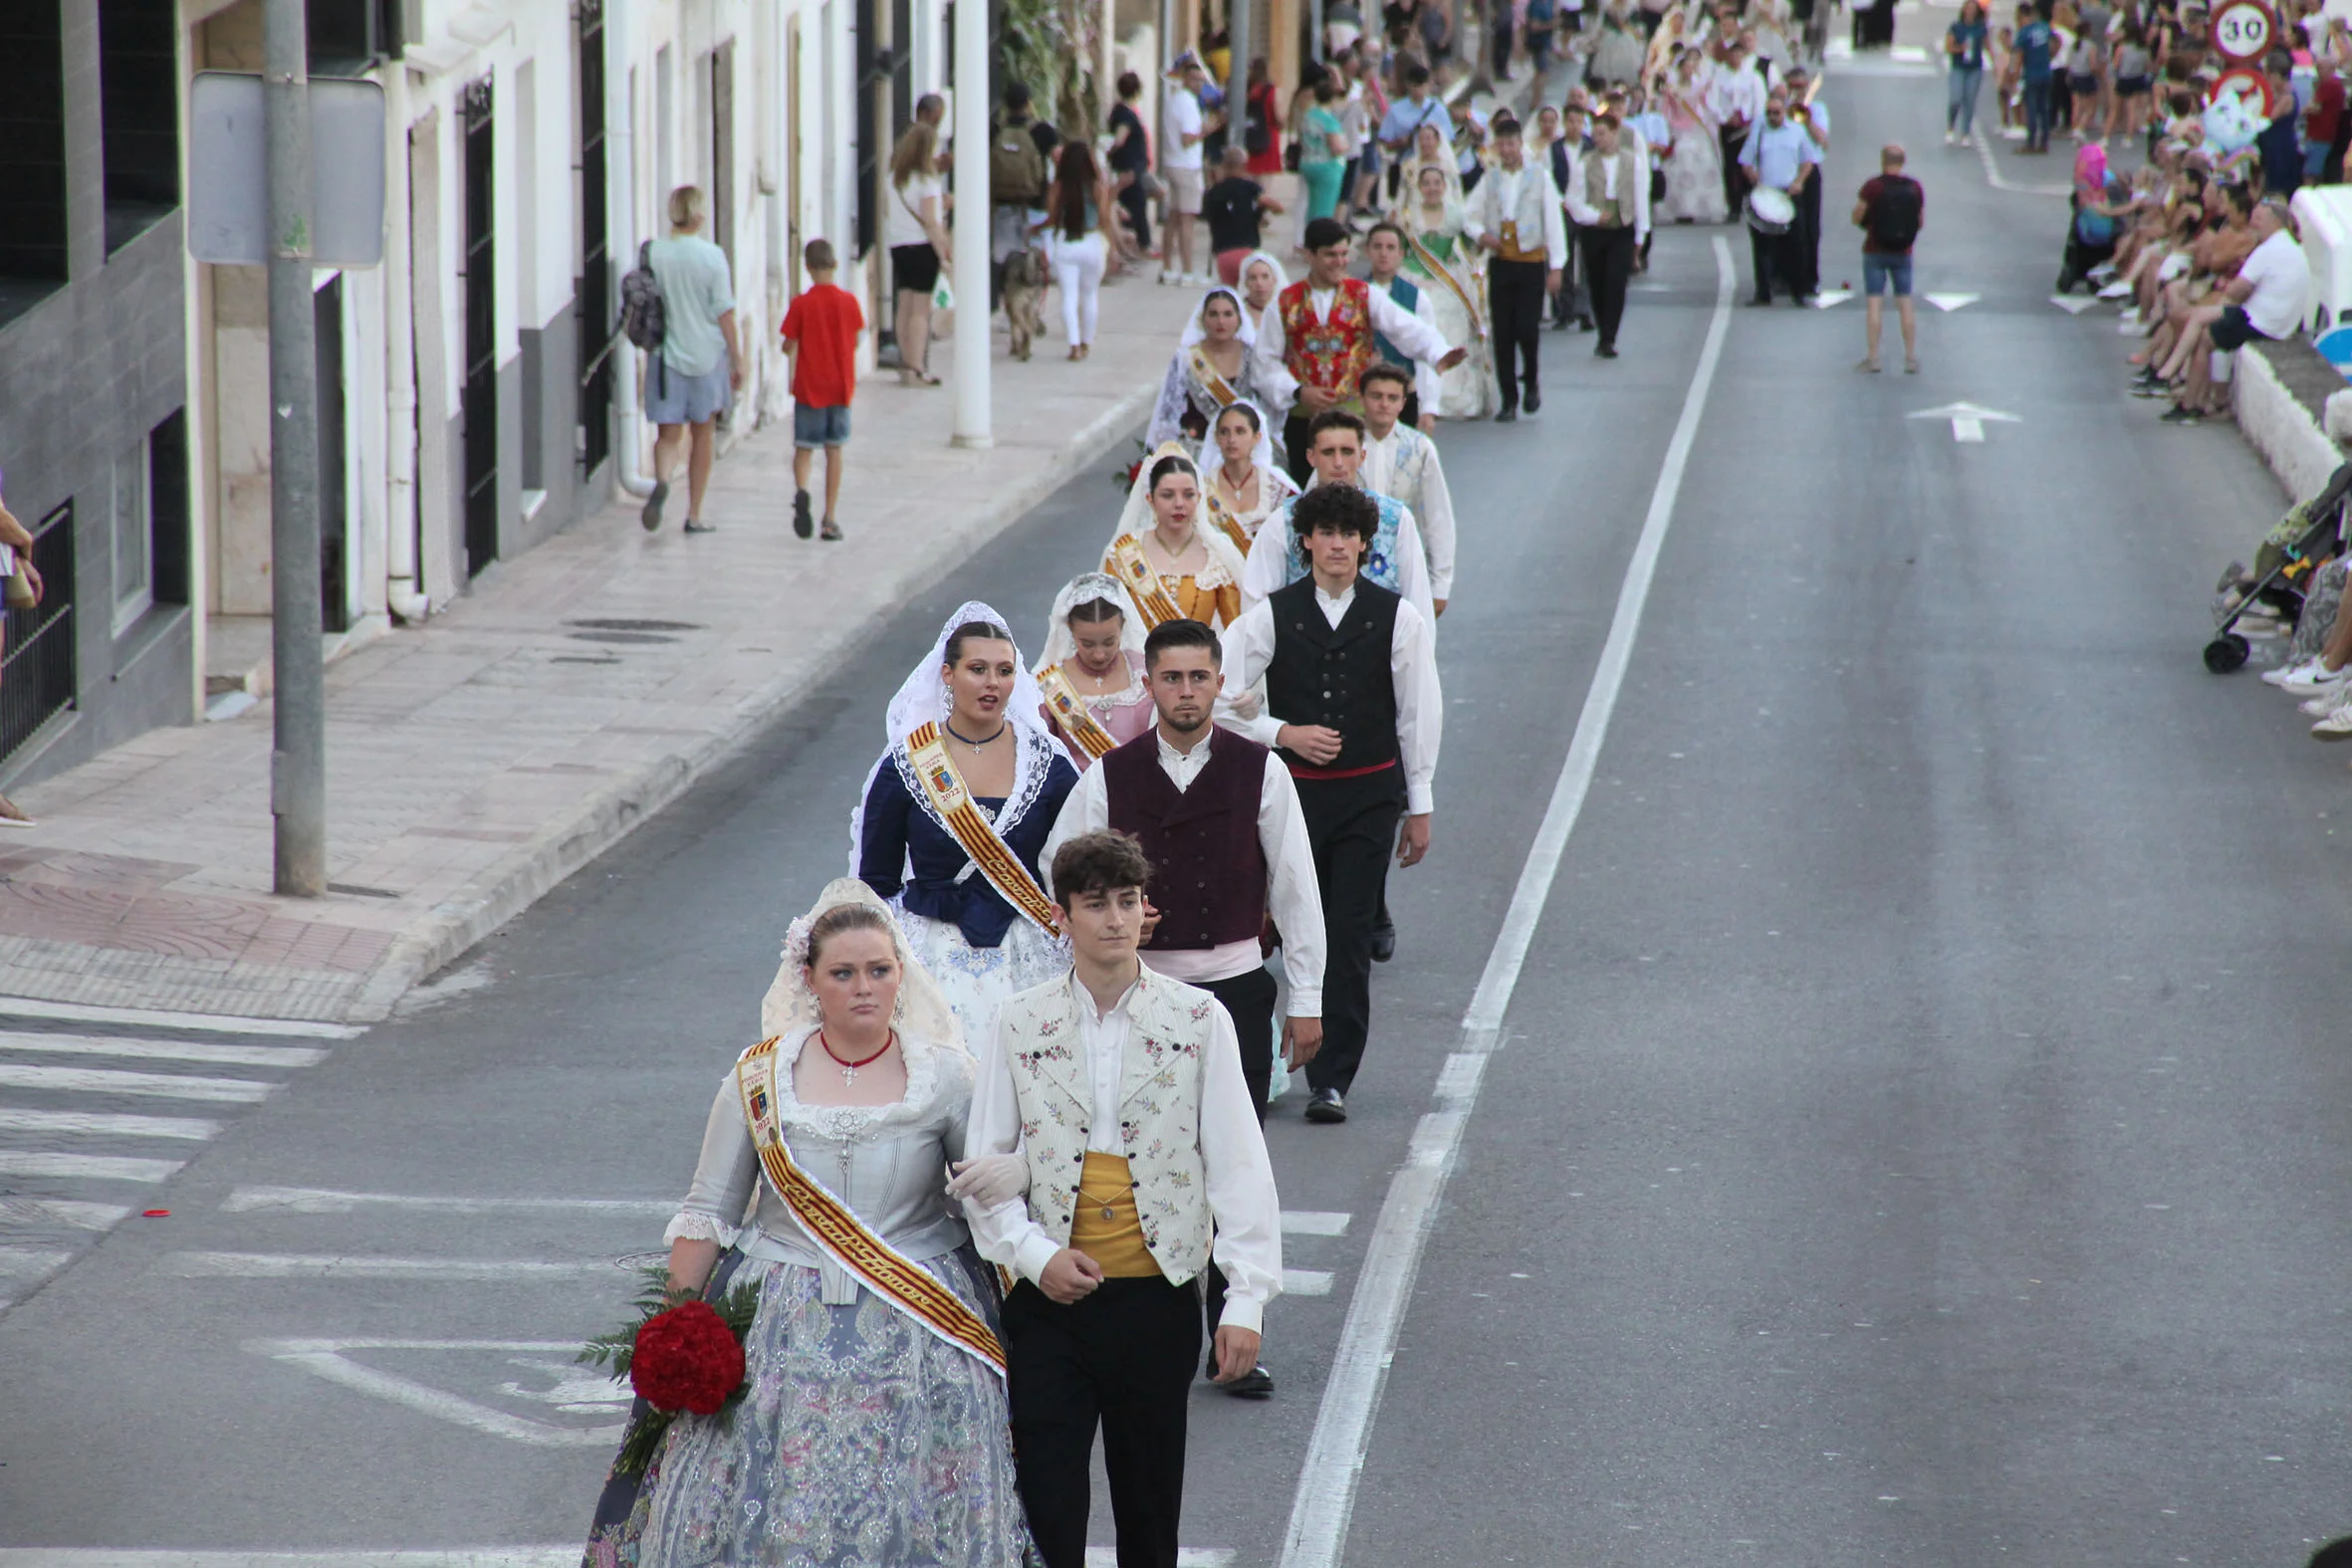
left=818, top=1029, right=894, bottom=1086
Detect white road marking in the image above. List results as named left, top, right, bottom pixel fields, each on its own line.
left=1908, top=400, right=2022, bottom=443
left=165, top=1252, right=616, bottom=1280
left=1807, top=289, right=1855, bottom=309
left=0, top=1107, right=224, bottom=1140
left=0, top=1197, right=133, bottom=1229
left=0, top=1245, right=72, bottom=1277
left=0, top=1151, right=184, bottom=1182
left=1281, top=1211, right=1352, bottom=1237
left=1284, top=1269, right=1336, bottom=1297
left=1278, top=237, right=1740, bottom=1568
left=1085, top=1553, right=1234, bottom=1567
left=222, top=1185, right=673, bottom=1216
left=0, top=1031, right=328, bottom=1067
left=0, top=1556, right=573, bottom=1568
left=1890, top=43, right=1929, bottom=60
left=1433, top=1052, right=1487, bottom=1106
left=2049, top=294, right=2100, bottom=315
left=0, top=997, right=362, bottom=1038
left=247, top=1338, right=625, bottom=1446
left=1923, top=292, right=1981, bottom=312
left=1970, top=130, right=2072, bottom=196
left=0, top=1062, right=275, bottom=1103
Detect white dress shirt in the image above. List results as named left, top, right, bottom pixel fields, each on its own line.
left=1360, top=425, right=1456, bottom=600
left=1461, top=160, right=1570, bottom=270
left=1043, top=727, right=1327, bottom=1017
left=1369, top=274, right=1445, bottom=411
left=963, top=970, right=1284, bottom=1331
left=1219, top=579, right=1444, bottom=813
left=1560, top=145, right=1653, bottom=243
left=1705, top=62, right=1766, bottom=128
left=1238, top=484, right=1438, bottom=628
left=1250, top=284, right=1456, bottom=413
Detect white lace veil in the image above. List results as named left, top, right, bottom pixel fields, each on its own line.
left=1195, top=395, right=1280, bottom=478
left=1177, top=284, right=1258, bottom=348
left=1396, top=152, right=1469, bottom=236
left=1237, top=251, right=1291, bottom=321
left=1036, top=571, right=1147, bottom=673
left=1111, top=443, right=1250, bottom=591
left=758, top=877, right=965, bottom=1050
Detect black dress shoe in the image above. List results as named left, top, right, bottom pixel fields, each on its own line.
left=1524, top=386, right=1541, bottom=412
left=1748, top=295, right=1773, bottom=307
left=1495, top=405, right=1519, bottom=423
left=1370, top=920, right=1397, bottom=963
left=1305, top=1087, right=1347, bottom=1123
left=1596, top=342, right=1618, bottom=358
left=1220, top=1364, right=1276, bottom=1398
left=1576, top=315, right=1595, bottom=332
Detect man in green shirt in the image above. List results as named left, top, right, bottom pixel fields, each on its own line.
left=642, top=184, right=744, bottom=535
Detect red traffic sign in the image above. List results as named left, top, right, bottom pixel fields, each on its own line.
left=2212, top=65, right=2284, bottom=118
left=2210, top=0, right=2276, bottom=61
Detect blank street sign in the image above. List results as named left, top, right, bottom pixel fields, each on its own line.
left=187, top=72, right=386, bottom=268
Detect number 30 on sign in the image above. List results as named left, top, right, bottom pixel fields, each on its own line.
left=2211, top=0, right=2275, bottom=61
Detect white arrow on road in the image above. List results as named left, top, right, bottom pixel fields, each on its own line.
left=1808, top=289, right=1855, bottom=309
left=1908, top=400, right=2022, bottom=443
left=1924, top=292, right=1981, bottom=312
left=2049, top=294, right=2099, bottom=315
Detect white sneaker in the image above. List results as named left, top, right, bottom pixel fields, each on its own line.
left=2261, top=657, right=2314, bottom=687
left=2275, top=660, right=2348, bottom=693
left=2099, top=281, right=2133, bottom=299
left=2313, top=708, right=2352, bottom=741
left=2299, top=691, right=2343, bottom=717
left=2001, top=124, right=2027, bottom=139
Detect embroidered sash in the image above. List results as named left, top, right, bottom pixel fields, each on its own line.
left=1404, top=233, right=1487, bottom=340
left=735, top=1037, right=1007, bottom=1377
left=1200, top=482, right=1257, bottom=555
left=1036, top=663, right=1120, bottom=761
left=903, top=722, right=1063, bottom=938
left=1106, top=534, right=1189, bottom=629
left=1184, top=344, right=1243, bottom=417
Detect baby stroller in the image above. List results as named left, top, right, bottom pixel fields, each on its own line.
left=2205, top=462, right=2352, bottom=672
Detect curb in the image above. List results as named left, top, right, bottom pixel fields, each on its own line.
left=344, top=380, right=1157, bottom=1022
left=2232, top=339, right=2345, bottom=501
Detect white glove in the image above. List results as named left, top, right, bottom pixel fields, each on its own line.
left=945, top=1153, right=1030, bottom=1209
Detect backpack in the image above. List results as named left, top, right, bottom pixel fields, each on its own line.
left=990, top=118, right=1049, bottom=204
left=617, top=240, right=666, bottom=351
left=1871, top=176, right=1923, bottom=252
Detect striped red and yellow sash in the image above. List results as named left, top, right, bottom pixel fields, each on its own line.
left=736, top=1036, right=1007, bottom=1377
left=1036, top=663, right=1120, bottom=762
left=1105, top=535, right=1189, bottom=629
left=902, top=722, right=1063, bottom=939
left=1185, top=344, right=1242, bottom=412
left=1200, top=485, right=1256, bottom=555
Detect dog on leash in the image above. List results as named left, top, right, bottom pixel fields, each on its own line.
left=1003, top=248, right=1049, bottom=362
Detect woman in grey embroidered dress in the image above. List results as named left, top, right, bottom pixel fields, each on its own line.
left=1144, top=286, right=1277, bottom=455
left=583, top=879, right=1035, bottom=1567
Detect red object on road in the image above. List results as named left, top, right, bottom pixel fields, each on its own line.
left=141, top=1209, right=170, bottom=1218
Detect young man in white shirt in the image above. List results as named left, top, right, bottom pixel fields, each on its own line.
left=1162, top=55, right=1224, bottom=286
left=1461, top=114, right=1567, bottom=420
left=1558, top=112, right=1652, bottom=358
left=1356, top=364, right=1456, bottom=613
left=1362, top=222, right=1445, bottom=426
left=1044, top=617, right=1326, bottom=1397
left=965, top=830, right=1282, bottom=1567
left=1707, top=40, right=1767, bottom=217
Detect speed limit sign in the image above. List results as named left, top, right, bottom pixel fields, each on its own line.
left=2212, top=0, right=2275, bottom=61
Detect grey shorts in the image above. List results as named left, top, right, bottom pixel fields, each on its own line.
left=646, top=354, right=732, bottom=425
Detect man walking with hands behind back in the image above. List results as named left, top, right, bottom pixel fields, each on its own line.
left=641, top=186, right=744, bottom=536
left=1462, top=115, right=1566, bottom=421
left=1855, top=144, right=1924, bottom=373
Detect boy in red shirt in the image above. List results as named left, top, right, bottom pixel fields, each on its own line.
left=781, top=238, right=864, bottom=540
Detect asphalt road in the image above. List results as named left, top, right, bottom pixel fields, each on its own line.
left=4, top=49, right=2350, bottom=1568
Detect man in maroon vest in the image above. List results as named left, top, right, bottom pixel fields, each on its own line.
left=1045, top=615, right=1325, bottom=1398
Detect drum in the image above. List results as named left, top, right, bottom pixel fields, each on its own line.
left=1746, top=186, right=1795, bottom=235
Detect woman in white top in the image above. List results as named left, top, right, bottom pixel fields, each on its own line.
left=884, top=122, right=951, bottom=386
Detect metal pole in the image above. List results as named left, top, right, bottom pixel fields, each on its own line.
left=263, top=0, right=327, bottom=896
left=1227, top=0, right=1251, bottom=150
left=949, top=0, right=991, bottom=447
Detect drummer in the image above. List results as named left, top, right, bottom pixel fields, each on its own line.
left=1738, top=90, right=1822, bottom=307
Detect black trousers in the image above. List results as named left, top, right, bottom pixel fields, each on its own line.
left=1553, top=219, right=1589, bottom=327
left=1488, top=258, right=1548, bottom=412
left=1720, top=123, right=1750, bottom=217
left=1794, top=177, right=1822, bottom=297
left=1006, top=1275, right=1203, bottom=1568
left=1282, top=410, right=1315, bottom=487
left=1296, top=770, right=1404, bottom=1095
left=1117, top=175, right=1152, bottom=251
left=1192, top=963, right=1277, bottom=1334
left=1578, top=223, right=1637, bottom=347
left=1749, top=224, right=1806, bottom=302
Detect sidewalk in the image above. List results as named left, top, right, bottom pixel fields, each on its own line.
left=2, top=276, right=1198, bottom=1023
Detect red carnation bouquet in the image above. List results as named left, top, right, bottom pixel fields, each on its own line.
left=580, top=1265, right=760, bottom=1474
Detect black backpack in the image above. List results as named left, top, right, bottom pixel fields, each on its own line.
left=617, top=240, right=666, bottom=351
left=1871, top=176, right=1923, bottom=252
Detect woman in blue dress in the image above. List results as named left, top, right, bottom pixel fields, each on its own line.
left=851, top=602, right=1079, bottom=1044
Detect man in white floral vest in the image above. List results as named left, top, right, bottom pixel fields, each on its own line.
left=964, top=828, right=1283, bottom=1568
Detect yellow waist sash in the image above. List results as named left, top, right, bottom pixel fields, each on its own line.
left=1068, top=1151, right=1159, bottom=1277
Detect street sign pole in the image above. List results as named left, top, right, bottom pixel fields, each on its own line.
left=263, top=0, right=327, bottom=896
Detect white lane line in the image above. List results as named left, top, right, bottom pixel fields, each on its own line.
left=247, top=1338, right=627, bottom=1447
left=1433, top=1053, right=1487, bottom=1106
left=1970, top=129, right=2071, bottom=196
left=0, top=997, right=363, bottom=1038
left=1086, top=1553, right=1235, bottom=1566
left=0, top=1557, right=573, bottom=1568
left=0, top=1245, right=72, bottom=1276
left=1282, top=1211, right=1352, bottom=1237
left=167, top=1252, right=616, bottom=1280
left=0, top=1197, right=134, bottom=1229
left=0, top=1031, right=328, bottom=1068
left=1279, top=236, right=1740, bottom=1568
left=0, top=1107, right=225, bottom=1140
left=223, top=1186, right=674, bottom=1216
left=0, top=1063, right=275, bottom=1102
left=1284, top=1269, right=1336, bottom=1297
left=0, top=1151, right=185, bottom=1182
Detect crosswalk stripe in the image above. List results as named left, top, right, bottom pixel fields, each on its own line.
left=1281, top=1210, right=1351, bottom=1236
left=0, top=1107, right=224, bottom=1140
left=0, top=1062, right=275, bottom=1102
left=0, top=1151, right=184, bottom=1182
left=0, top=1198, right=133, bottom=1229
left=0, top=997, right=363, bottom=1038
left=165, top=1252, right=616, bottom=1280
left=223, top=1186, right=674, bottom=1216
left=0, top=1245, right=72, bottom=1277
left=0, top=1031, right=328, bottom=1068
left=1283, top=1269, right=1334, bottom=1296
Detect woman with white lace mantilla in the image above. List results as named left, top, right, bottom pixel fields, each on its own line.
left=853, top=604, right=1080, bottom=1046
left=581, top=880, right=1035, bottom=1566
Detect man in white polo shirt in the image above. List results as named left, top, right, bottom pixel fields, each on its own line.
left=1162, top=54, right=1222, bottom=287
left=2162, top=197, right=2307, bottom=426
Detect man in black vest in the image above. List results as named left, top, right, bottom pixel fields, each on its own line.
left=1223, top=485, right=1441, bottom=1123
left=1046, top=617, right=1324, bottom=1396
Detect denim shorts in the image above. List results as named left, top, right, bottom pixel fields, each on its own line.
left=1863, top=252, right=1914, bottom=297
left=793, top=402, right=851, bottom=448
left=645, top=354, right=732, bottom=425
